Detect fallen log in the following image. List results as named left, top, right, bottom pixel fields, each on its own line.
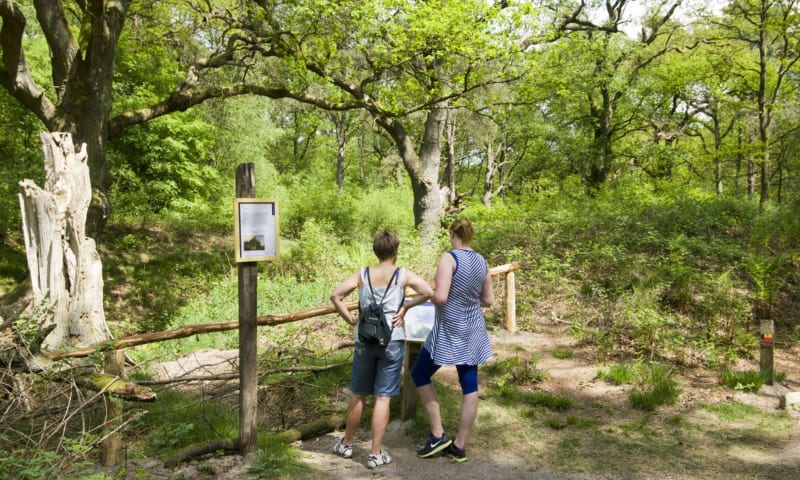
left=137, top=361, right=350, bottom=386
left=163, top=438, right=239, bottom=468
left=271, top=415, right=345, bottom=444
left=162, top=415, right=345, bottom=467
left=76, top=373, right=157, bottom=402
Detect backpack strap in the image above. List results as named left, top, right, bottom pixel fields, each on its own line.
left=365, top=267, right=375, bottom=296
left=394, top=268, right=405, bottom=305
left=366, top=267, right=397, bottom=308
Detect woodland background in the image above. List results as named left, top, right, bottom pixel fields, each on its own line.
left=0, top=1, right=799, bottom=479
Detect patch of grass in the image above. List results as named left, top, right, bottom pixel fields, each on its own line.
left=492, top=385, right=573, bottom=411
left=547, top=417, right=568, bottom=429
left=666, top=414, right=686, bottom=427
left=566, top=415, right=600, bottom=428
left=129, top=390, right=238, bottom=457
left=525, top=391, right=574, bottom=410
left=249, top=435, right=320, bottom=479
left=556, top=436, right=581, bottom=454
left=552, top=346, right=575, bottom=359
left=698, top=401, right=768, bottom=422
left=720, top=368, right=765, bottom=392
left=696, top=400, right=796, bottom=451
left=598, top=363, right=635, bottom=385
left=520, top=408, right=539, bottom=419
left=598, top=361, right=682, bottom=410
left=485, top=355, right=545, bottom=389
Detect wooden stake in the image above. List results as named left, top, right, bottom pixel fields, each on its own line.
left=760, top=320, right=774, bottom=386
left=505, top=269, right=517, bottom=333
left=102, top=349, right=125, bottom=466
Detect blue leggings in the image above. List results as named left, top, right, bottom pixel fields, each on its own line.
left=411, top=346, right=479, bottom=395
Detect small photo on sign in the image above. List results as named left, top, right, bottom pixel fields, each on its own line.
left=244, top=235, right=265, bottom=251
left=404, top=301, right=435, bottom=343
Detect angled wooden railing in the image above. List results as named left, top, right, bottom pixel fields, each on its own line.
left=47, top=262, right=520, bottom=360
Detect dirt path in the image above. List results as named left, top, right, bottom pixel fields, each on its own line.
left=113, top=320, right=800, bottom=480
left=288, top=325, right=800, bottom=480
left=288, top=331, right=614, bottom=480
left=296, top=421, right=605, bottom=480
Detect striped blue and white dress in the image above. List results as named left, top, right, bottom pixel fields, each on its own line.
left=423, top=249, right=493, bottom=366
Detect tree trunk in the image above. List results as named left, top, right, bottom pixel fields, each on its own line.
left=40, top=1, right=129, bottom=239
left=444, top=111, right=457, bottom=205
left=17, top=132, right=111, bottom=351
left=334, top=112, right=347, bottom=190
left=483, top=141, right=497, bottom=206
left=711, top=106, right=723, bottom=196
left=377, top=108, right=446, bottom=244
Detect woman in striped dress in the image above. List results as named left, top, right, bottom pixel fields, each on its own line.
left=411, top=218, right=494, bottom=463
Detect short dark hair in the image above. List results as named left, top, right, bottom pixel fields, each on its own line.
left=450, top=218, right=475, bottom=244
left=373, top=231, right=399, bottom=260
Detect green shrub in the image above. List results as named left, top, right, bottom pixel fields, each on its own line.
left=546, top=417, right=568, bottom=429
left=0, top=437, right=104, bottom=480
left=353, top=186, right=416, bottom=239
left=485, top=355, right=545, bottom=388
left=282, top=186, right=358, bottom=240
left=279, top=219, right=343, bottom=282
left=628, top=362, right=682, bottom=411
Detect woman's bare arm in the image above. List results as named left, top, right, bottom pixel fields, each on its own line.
left=330, top=270, right=361, bottom=325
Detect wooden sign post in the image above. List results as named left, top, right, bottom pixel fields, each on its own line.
left=234, top=164, right=280, bottom=456
left=236, top=163, right=258, bottom=456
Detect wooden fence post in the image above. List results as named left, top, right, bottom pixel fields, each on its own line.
left=505, top=269, right=517, bottom=333
left=101, top=349, right=126, bottom=466
left=760, top=320, right=774, bottom=386
left=236, top=163, right=258, bottom=456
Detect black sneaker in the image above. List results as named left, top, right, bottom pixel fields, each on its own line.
left=445, top=442, right=467, bottom=463
left=417, top=432, right=452, bottom=458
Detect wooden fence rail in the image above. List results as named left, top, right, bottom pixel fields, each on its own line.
left=47, top=262, right=520, bottom=361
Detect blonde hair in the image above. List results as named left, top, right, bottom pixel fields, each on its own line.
left=450, top=219, right=474, bottom=244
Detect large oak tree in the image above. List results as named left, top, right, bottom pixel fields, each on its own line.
left=1, top=0, right=525, bottom=242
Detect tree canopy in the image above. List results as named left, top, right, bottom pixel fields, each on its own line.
left=1, top=0, right=800, bottom=244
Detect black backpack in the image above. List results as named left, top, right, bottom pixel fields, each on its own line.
left=357, top=267, right=399, bottom=347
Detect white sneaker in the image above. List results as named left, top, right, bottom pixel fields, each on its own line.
left=366, top=450, right=392, bottom=469
left=333, top=437, right=353, bottom=458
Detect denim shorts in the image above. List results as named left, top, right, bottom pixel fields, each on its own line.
left=349, top=340, right=405, bottom=397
